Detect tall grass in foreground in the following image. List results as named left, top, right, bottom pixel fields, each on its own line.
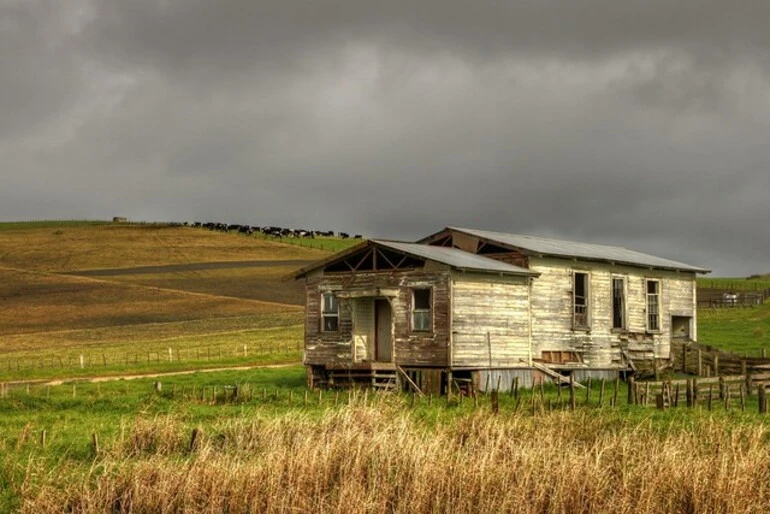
left=22, top=398, right=770, bottom=513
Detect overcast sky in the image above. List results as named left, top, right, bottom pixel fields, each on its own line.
left=2, top=1, right=769, bottom=276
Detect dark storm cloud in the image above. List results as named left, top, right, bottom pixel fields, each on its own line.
left=2, top=0, right=770, bottom=275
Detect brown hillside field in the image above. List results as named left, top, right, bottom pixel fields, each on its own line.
left=102, top=265, right=306, bottom=305
left=0, top=223, right=316, bottom=367
left=0, top=268, right=299, bottom=336
left=0, top=223, right=325, bottom=272
left=0, top=267, right=302, bottom=359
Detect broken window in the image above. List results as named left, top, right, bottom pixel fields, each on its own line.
left=321, top=292, right=339, bottom=332
left=646, top=280, right=660, bottom=332
left=612, top=277, right=626, bottom=330
left=412, top=288, right=432, bottom=332
left=573, top=272, right=589, bottom=328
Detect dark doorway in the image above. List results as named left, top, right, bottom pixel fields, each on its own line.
left=374, top=299, right=393, bottom=361
left=671, top=316, right=692, bottom=340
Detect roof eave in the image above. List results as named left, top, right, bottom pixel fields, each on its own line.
left=283, top=239, right=372, bottom=281
left=454, top=266, right=540, bottom=277
left=533, top=254, right=711, bottom=274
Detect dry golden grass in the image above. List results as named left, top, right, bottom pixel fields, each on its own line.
left=0, top=223, right=325, bottom=272
left=22, top=403, right=770, bottom=513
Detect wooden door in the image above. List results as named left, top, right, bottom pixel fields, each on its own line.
left=374, top=299, right=393, bottom=362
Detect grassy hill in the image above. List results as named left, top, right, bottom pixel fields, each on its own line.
left=698, top=275, right=770, bottom=292
left=0, top=221, right=360, bottom=380
left=696, top=274, right=770, bottom=356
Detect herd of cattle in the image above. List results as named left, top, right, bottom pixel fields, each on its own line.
left=189, top=222, right=362, bottom=240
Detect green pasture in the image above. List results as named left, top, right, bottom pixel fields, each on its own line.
left=697, top=301, right=770, bottom=356
left=252, top=232, right=363, bottom=253
left=0, top=323, right=303, bottom=382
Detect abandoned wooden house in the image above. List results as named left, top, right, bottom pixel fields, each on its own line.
left=290, top=227, right=710, bottom=393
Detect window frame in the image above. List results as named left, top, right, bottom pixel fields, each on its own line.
left=410, top=287, right=433, bottom=333
left=572, top=271, right=591, bottom=330
left=645, top=279, right=661, bottom=333
left=320, top=291, right=339, bottom=333
left=611, top=276, right=627, bottom=331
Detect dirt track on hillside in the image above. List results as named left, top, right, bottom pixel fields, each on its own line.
left=4, top=362, right=301, bottom=387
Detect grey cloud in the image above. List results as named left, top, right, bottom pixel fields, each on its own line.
left=2, top=0, right=770, bottom=276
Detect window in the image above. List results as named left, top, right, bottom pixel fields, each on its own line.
left=573, top=272, right=589, bottom=328
left=412, top=288, right=432, bottom=332
left=612, top=277, right=626, bottom=330
left=646, top=280, right=660, bottom=332
left=321, top=292, right=339, bottom=332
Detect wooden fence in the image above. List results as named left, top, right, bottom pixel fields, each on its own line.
left=630, top=373, right=770, bottom=412
left=671, top=339, right=770, bottom=376
left=697, top=288, right=769, bottom=308
left=0, top=340, right=302, bottom=375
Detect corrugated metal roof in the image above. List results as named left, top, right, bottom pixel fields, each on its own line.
left=372, top=240, right=537, bottom=276
left=446, top=227, right=710, bottom=273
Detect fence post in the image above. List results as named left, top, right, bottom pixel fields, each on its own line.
left=758, top=385, right=767, bottom=414
left=190, top=428, right=202, bottom=453
left=746, top=372, right=753, bottom=396
left=598, top=378, right=605, bottom=407
left=585, top=377, right=592, bottom=404
left=628, top=376, right=635, bottom=405
left=713, top=355, right=719, bottom=378
left=693, top=378, right=699, bottom=404
left=697, top=349, right=703, bottom=376
left=682, top=344, right=688, bottom=373
left=569, top=374, right=576, bottom=411
left=740, top=385, right=746, bottom=411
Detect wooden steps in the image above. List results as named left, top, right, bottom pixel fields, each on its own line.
left=326, top=368, right=398, bottom=391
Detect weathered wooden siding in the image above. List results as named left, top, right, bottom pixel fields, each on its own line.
left=303, top=269, right=451, bottom=367
left=451, top=272, right=531, bottom=368
left=529, top=257, right=697, bottom=367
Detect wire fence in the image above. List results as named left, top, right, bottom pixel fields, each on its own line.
left=0, top=340, right=302, bottom=375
